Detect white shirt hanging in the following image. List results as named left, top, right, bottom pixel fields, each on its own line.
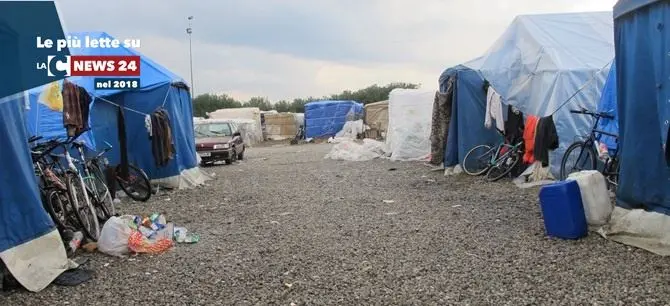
left=485, top=86, right=505, bottom=132
left=145, top=115, right=152, bottom=136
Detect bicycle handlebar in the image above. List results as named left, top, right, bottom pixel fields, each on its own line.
left=569, top=109, right=615, bottom=120
left=28, top=135, right=43, bottom=143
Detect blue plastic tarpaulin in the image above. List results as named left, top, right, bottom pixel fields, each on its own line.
left=304, top=100, right=363, bottom=138
left=464, top=12, right=615, bottom=176
left=23, top=32, right=197, bottom=181
left=596, top=60, right=619, bottom=152
left=0, top=96, right=54, bottom=253
left=614, top=0, right=670, bottom=214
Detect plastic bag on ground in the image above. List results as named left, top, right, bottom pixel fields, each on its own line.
left=128, top=231, right=173, bottom=254
left=98, top=215, right=134, bottom=257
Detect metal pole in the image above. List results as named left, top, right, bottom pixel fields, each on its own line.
left=187, top=16, right=194, bottom=95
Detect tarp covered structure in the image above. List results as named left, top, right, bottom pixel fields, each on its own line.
left=304, top=100, right=363, bottom=138
left=613, top=0, right=670, bottom=214
left=364, top=100, right=388, bottom=139
left=438, top=66, right=502, bottom=167
left=464, top=12, right=615, bottom=176
left=264, top=112, right=298, bottom=140
left=385, top=88, right=435, bottom=161
left=0, top=95, right=68, bottom=292
left=207, top=107, right=263, bottom=144
left=24, top=32, right=206, bottom=189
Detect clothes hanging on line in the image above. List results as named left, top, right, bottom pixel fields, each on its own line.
left=61, top=80, right=92, bottom=137
left=145, top=115, right=152, bottom=137
left=485, top=85, right=505, bottom=132
left=504, top=105, right=524, bottom=144
left=523, top=115, right=539, bottom=164
left=150, top=108, right=175, bottom=167
left=533, top=116, right=559, bottom=167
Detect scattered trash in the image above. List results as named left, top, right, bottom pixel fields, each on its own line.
left=388, top=168, right=397, bottom=171
left=284, top=283, right=293, bottom=288
left=279, top=212, right=292, bottom=216
left=81, top=242, right=97, bottom=253
left=174, top=227, right=200, bottom=243
left=270, top=220, right=280, bottom=225
left=383, top=200, right=395, bottom=204
left=68, top=231, right=83, bottom=254
left=385, top=212, right=399, bottom=216
left=165, top=198, right=171, bottom=201
left=98, top=213, right=198, bottom=257
left=103, top=263, right=109, bottom=267
left=451, top=204, right=462, bottom=208
left=53, top=268, right=94, bottom=287
left=425, top=179, right=436, bottom=183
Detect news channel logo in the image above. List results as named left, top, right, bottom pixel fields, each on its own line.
left=46, top=55, right=71, bottom=77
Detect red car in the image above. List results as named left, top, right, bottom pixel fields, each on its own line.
left=194, top=120, right=245, bottom=166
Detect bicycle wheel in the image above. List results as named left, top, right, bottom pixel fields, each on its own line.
left=89, top=162, right=115, bottom=220
left=116, top=164, right=152, bottom=202
left=560, top=141, right=597, bottom=180
left=66, top=172, right=101, bottom=241
left=44, top=189, right=69, bottom=230
left=486, top=150, right=521, bottom=182
left=462, top=144, right=495, bottom=176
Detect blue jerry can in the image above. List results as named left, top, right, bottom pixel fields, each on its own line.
left=538, top=180, right=588, bottom=239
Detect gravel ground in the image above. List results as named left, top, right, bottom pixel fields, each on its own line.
left=3, top=143, right=670, bottom=305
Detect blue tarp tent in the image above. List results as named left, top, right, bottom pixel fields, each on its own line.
left=304, top=100, right=364, bottom=138
left=614, top=0, right=670, bottom=214
left=464, top=12, right=615, bottom=176
left=597, top=60, right=619, bottom=152
left=24, top=32, right=200, bottom=186
left=0, top=94, right=68, bottom=292
left=438, top=65, right=501, bottom=167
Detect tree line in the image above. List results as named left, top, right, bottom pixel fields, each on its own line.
left=192, top=82, right=419, bottom=117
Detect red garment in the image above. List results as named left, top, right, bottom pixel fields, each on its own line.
left=523, top=115, right=539, bottom=164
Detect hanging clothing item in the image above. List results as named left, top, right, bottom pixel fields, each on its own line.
left=523, top=115, right=539, bottom=164
left=534, top=116, right=559, bottom=167
left=145, top=115, right=152, bottom=136
left=77, top=86, right=92, bottom=132
left=504, top=105, right=524, bottom=144
left=485, top=86, right=505, bottom=132
left=62, top=79, right=82, bottom=137
left=150, top=108, right=175, bottom=167
left=429, top=76, right=455, bottom=166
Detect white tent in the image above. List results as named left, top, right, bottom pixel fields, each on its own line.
left=385, top=88, right=435, bottom=161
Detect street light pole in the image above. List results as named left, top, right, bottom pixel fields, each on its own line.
left=186, top=16, right=194, bottom=95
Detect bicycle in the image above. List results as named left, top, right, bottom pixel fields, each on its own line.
left=559, top=107, right=619, bottom=191
left=47, top=129, right=101, bottom=241
left=462, top=131, right=525, bottom=182
left=29, top=136, right=78, bottom=231
left=114, top=162, right=152, bottom=202
left=72, top=140, right=115, bottom=221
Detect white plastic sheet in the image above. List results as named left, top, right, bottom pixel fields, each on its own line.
left=325, top=139, right=388, bottom=161
left=335, top=120, right=367, bottom=139
left=464, top=12, right=614, bottom=176
left=386, top=88, right=435, bottom=161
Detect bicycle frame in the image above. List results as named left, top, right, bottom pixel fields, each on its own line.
left=490, top=140, right=523, bottom=166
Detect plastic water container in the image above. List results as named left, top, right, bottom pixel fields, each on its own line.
left=538, top=180, right=588, bottom=239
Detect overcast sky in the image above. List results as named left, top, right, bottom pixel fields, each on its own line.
left=55, top=0, right=617, bottom=102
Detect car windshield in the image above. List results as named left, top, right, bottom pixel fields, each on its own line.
left=195, top=123, right=232, bottom=138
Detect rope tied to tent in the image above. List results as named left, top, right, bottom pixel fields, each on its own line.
left=93, top=94, right=148, bottom=116
left=548, top=57, right=615, bottom=117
